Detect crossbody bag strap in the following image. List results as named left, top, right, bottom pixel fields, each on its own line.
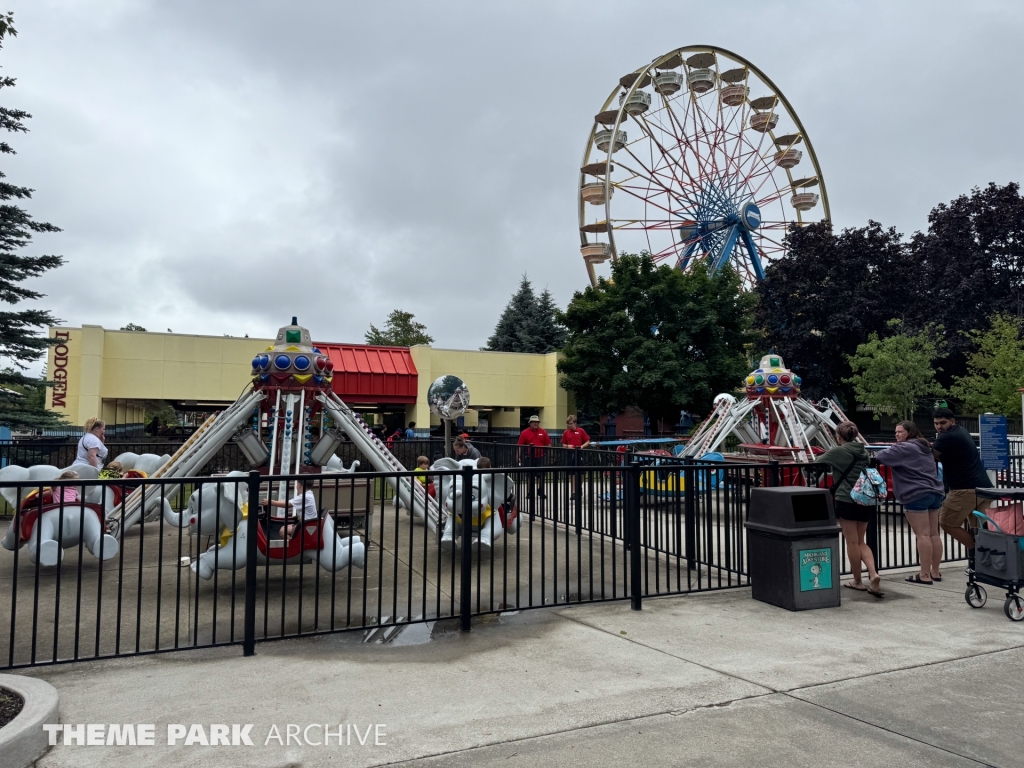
left=830, top=454, right=860, bottom=499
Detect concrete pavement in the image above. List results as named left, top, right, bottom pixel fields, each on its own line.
left=12, top=566, right=1024, bottom=767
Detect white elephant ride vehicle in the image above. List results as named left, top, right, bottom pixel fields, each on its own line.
left=163, top=472, right=366, bottom=580
left=432, top=458, right=519, bottom=555
left=0, top=451, right=172, bottom=567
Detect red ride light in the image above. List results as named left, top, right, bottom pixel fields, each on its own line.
left=325, top=359, right=335, bottom=372
left=315, top=356, right=326, bottom=371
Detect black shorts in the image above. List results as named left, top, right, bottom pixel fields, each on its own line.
left=835, top=500, right=876, bottom=523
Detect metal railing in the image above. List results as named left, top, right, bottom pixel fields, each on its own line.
left=2, top=456, right=1018, bottom=669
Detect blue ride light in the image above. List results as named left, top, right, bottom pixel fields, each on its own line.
left=259, top=354, right=270, bottom=369
left=294, top=355, right=311, bottom=371
left=274, top=354, right=291, bottom=370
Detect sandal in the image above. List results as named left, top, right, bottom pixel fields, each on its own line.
left=844, top=581, right=867, bottom=591
left=905, top=574, right=933, bottom=585
left=931, top=575, right=942, bottom=582
left=867, top=575, right=884, bottom=597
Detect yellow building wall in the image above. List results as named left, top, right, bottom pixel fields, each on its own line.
left=47, top=327, right=572, bottom=432
left=47, top=326, right=273, bottom=427
left=407, top=346, right=568, bottom=432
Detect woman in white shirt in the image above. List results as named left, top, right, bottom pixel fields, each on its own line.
left=268, top=477, right=318, bottom=543
left=72, top=418, right=108, bottom=469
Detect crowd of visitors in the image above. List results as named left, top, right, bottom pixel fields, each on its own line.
left=815, top=408, right=993, bottom=597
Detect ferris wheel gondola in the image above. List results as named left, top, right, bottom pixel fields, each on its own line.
left=578, top=46, right=830, bottom=288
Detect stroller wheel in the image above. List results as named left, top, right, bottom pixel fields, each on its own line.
left=1004, top=594, right=1024, bottom=622
left=965, top=584, right=987, bottom=609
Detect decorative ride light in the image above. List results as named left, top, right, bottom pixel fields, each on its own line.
left=309, top=428, right=345, bottom=467
left=232, top=427, right=270, bottom=467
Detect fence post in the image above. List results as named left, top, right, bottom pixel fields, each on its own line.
left=684, top=465, right=697, bottom=571
left=627, top=460, right=642, bottom=611
left=460, top=464, right=474, bottom=632
left=768, top=460, right=780, bottom=487
left=573, top=447, right=582, bottom=538
left=243, top=470, right=260, bottom=657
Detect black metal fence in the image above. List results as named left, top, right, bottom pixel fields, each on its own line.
left=3, top=456, right=1019, bottom=669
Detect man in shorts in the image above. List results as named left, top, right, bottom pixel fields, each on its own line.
left=932, top=408, right=992, bottom=563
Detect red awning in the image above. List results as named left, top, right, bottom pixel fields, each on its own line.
left=313, top=343, right=418, bottom=404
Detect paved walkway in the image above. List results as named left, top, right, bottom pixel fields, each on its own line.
left=14, top=566, right=1024, bottom=767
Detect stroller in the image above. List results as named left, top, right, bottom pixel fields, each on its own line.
left=964, top=487, right=1024, bottom=621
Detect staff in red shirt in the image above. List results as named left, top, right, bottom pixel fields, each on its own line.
left=561, top=416, right=590, bottom=449
left=562, top=415, right=590, bottom=501
left=517, top=414, right=550, bottom=500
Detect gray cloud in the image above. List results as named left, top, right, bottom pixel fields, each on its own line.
left=5, top=0, right=1024, bottom=366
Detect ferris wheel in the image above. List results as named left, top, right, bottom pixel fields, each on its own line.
left=578, top=45, right=830, bottom=288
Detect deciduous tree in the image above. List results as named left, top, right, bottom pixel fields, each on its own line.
left=557, top=253, right=755, bottom=425
left=756, top=220, right=918, bottom=405
left=950, top=313, right=1024, bottom=415
left=845, top=321, right=944, bottom=421
left=365, top=309, right=433, bottom=346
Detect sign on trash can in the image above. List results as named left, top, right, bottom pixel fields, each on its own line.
left=745, top=487, right=841, bottom=611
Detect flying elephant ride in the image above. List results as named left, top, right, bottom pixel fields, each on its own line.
left=160, top=318, right=442, bottom=579
left=431, top=457, right=519, bottom=554
left=0, top=319, right=443, bottom=578
left=0, top=451, right=172, bottom=566
left=162, top=469, right=366, bottom=580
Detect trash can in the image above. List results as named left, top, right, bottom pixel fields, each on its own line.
left=745, top=487, right=841, bottom=611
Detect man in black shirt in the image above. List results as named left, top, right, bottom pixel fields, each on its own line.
left=932, top=408, right=992, bottom=556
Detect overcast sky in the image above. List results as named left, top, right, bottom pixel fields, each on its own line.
left=5, top=0, right=1024, bottom=366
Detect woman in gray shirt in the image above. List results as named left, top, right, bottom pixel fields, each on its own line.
left=875, top=421, right=945, bottom=584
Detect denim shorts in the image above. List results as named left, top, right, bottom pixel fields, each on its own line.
left=903, top=492, right=945, bottom=512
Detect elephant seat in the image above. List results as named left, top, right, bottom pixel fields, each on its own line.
left=16, top=496, right=106, bottom=546
left=257, top=515, right=326, bottom=559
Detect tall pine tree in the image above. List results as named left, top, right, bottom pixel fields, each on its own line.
left=486, top=276, right=566, bottom=353
left=0, top=13, right=67, bottom=430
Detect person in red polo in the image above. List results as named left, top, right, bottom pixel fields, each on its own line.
left=561, top=415, right=590, bottom=449
left=518, top=414, right=550, bottom=500
left=561, top=415, right=590, bottom=500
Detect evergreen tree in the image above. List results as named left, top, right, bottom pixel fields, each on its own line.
left=0, top=14, right=67, bottom=430
left=365, top=309, right=433, bottom=346
left=486, top=276, right=566, bottom=353
left=533, top=289, right=567, bottom=352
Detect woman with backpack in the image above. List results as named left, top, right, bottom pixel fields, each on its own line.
left=815, top=421, right=883, bottom=597
left=874, top=421, right=945, bottom=585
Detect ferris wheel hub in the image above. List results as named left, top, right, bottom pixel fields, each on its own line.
left=740, top=202, right=761, bottom=232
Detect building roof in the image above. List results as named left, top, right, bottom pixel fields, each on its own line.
left=314, top=343, right=418, bottom=404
